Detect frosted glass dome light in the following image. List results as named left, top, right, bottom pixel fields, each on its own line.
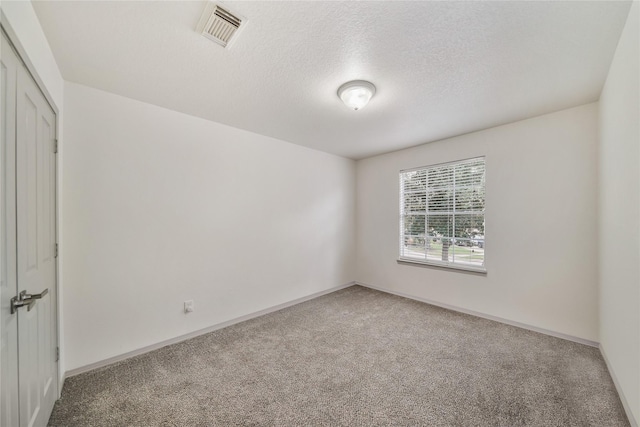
left=337, top=80, right=376, bottom=110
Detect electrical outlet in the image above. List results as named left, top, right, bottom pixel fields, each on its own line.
left=184, top=300, right=194, bottom=314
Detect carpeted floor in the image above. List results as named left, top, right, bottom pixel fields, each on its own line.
left=49, top=286, right=630, bottom=426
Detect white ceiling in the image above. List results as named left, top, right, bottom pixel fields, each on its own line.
left=33, top=0, right=631, bottom=159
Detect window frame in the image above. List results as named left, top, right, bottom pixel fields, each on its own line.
left=398, top=156, right=487, bottom=273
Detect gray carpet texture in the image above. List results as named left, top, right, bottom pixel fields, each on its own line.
left=49, top=286, right=630, bottom=426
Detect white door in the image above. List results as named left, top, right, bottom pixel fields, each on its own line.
left=1, top=30, right=59, bottom=427
left=1, top=27, right=20, bottom=427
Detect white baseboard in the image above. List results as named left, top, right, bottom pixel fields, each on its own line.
left=355, top=281, right=599, bottom=348
left=65, top=282, right=355, bottom=378
left=599, top=344, right=638, bottom=427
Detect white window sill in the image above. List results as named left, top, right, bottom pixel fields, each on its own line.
left=397, top=257, right=487, bottom=274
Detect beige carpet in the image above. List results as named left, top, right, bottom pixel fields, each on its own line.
left=49, top=286, right=630, bottom=426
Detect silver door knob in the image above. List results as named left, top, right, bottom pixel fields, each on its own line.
left=22, top=288, right=48, bottom=301
left=10, top=289, right=48, bottom=314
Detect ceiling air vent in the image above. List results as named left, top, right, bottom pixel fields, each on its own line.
left=196, top=2, right=246, bottom=48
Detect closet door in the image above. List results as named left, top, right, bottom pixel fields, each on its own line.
left=1, top=29, right=58, bottom=427
left=15, top=37, right=58, bottom=427
left=1, top=29, right=20, bottom=427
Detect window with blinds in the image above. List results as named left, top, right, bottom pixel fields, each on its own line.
left=399, top=157, right=486, bottom=271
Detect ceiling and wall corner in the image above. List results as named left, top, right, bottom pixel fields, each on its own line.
left=32, top=0, right=632, bottom=160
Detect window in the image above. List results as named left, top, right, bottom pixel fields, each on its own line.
left=399, top=157, right=486, bottom=272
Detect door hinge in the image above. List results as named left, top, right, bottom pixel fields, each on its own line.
left=56, top=347, right=59, bottom=362
left=53, top=139, right=58, bottom=154
left=54, top=243, right=58, bottom=258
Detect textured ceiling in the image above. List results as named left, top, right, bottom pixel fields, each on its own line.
left=33, top=1, right=631, bottom=159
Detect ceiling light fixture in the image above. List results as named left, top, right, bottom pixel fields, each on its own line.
left=337, top=80, right=376, bottom=111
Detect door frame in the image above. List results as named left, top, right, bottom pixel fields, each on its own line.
left=1, top=12, right=62, bottom=399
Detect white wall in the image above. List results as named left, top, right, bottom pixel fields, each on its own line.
left=62, top=82, right=356, bottom=371
left=1, top=0, right=66, bottom=382
left=599, top=1, right=640, bottom=424
left=356, top=103, right=599, bottom=342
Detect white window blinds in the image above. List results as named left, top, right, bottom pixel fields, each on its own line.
left=399, top=157, right=486, bottom=271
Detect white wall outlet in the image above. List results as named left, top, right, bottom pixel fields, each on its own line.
left=184, top=300, right=194, bottom=314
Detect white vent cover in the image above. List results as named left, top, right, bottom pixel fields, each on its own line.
left=196, top=3, right=246, bottom=48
